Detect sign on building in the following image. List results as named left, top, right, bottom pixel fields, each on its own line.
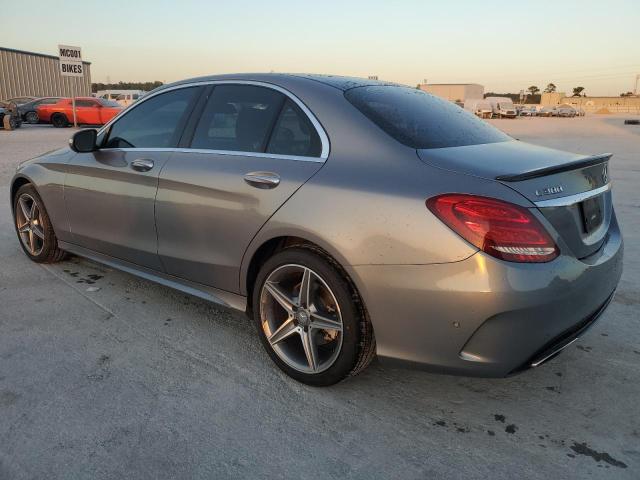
left=58, top=45, right=84, bottom=77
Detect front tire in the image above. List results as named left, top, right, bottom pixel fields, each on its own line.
left=13, top=184, right=66, bottom=263
left=253, top=247, right=375, bottom=386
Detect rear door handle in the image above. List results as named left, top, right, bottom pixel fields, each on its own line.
left=244, top=171, right=281, bottom=189
left=131, top=158, right=154, bottom=172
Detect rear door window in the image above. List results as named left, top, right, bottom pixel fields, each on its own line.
left=345, top=86, right=510, bottom=149
left=266, top=100, right=321, bottom=157
left=190, top=85, right=284, bottom=152
left=103, top=87, right=199, bottom=149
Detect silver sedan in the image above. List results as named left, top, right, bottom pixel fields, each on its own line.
left=11, top=74, right=623, bottom=385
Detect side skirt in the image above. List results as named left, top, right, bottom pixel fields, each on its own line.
left=58, top=241, right=247, bottom=311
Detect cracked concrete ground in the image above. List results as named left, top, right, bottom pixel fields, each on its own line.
left=0, top=116, right=638, bottom=479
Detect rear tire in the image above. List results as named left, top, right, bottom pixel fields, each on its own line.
left=13, top=184, right=67, bottom=263
left=51, top=113, right=68, bottom=128
left=252, top=246, right=375, bottom=386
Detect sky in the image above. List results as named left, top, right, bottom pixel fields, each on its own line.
left=2, top=0, right=639, bottom=96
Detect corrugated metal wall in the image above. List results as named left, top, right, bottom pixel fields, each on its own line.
left=0, top=47, right=92, bottom=99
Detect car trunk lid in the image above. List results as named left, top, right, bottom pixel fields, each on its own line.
left=417, top=140, right=612, bottom=259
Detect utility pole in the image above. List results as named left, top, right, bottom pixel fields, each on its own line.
left=634, top=74, right=640, bottom=96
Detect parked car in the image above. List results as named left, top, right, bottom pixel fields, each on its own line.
left=538, top=106, right=556, bottom=117
left=6, top=96, right=37, bottom=106
left=37, top=97, right=122, bottom=127
left=557, top=105, right=577, bottom=117
left=518, top=106, right=537, bottom=117
left=17, top=97, right=62, bottom=124
left=11, top=74, right=622, bottom=386
left=0, top=100, right=22, bottom=129
left=486, top=96, right=518, bottom=118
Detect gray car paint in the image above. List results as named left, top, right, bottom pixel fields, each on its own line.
left=11, top=73, right=623, bottom=376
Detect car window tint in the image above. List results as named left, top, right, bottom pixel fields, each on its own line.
left=266, top=100, right=321, bottom=157
left=345, top=86, right=510, bottom=149
left=104, top=87, right=198, bottom=149
left=191, top=85, right=284, bottom=152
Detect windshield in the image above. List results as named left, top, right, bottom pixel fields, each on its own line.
left=498, top=102, right=514, bottom=109
left=98, top=98, right=121, bottom=107
left=345, top=86, right=509, bottom=149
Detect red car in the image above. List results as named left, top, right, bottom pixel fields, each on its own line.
left=37, top=97, right=122, bottom=127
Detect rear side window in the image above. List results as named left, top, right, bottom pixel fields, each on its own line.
left=345, top=86, right=509, bottom=149
left=104, top=87, right=198, bottom=149
left=191, top=85, right=284, bottom=152
left=267, top=100, right=321, bottom=157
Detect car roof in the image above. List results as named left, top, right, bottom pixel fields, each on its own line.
left=160, top=73, right=404, bottom=93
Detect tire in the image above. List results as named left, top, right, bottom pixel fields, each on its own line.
left=25, top=111, right=39, bottom=124
left=252, top=246, right=375, bottom=386
left=13, top=184, right=67, bottom=263
left=51, top=113, right=68, bottom=128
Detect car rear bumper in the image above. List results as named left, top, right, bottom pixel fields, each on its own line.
left=348, top=221, right=623, bottom=377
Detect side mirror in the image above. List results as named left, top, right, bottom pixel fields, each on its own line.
left=69, top=128, right=97, bottom=153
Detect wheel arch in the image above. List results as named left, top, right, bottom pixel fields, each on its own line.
left=10, top=175, right=34, bottom=208
left=242, top=234, right=359, bottom=316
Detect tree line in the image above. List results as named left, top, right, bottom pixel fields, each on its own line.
left=91, top=81, right=164, bottom=93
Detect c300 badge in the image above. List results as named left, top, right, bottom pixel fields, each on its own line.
left=535, top=185, right=564, bottom=196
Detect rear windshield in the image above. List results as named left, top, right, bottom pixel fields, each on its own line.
left=345, top=86, right=510, bottom=149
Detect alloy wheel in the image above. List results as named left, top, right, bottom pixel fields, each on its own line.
left=15, top=193, right=45, bottom=256
left=260, top=264, right=344, bottom=374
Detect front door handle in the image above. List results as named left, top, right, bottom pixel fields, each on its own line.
left=244, top=171, right=281, bottom=189
left=131, top=158, right=154, bottom=172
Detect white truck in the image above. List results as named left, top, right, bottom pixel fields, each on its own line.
left=464, top=99, right=493, bottom=119
left=485, top=97, right=518, bottom=119
left=95, top=90, right=145, bottom=107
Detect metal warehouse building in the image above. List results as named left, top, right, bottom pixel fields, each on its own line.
left=0, top=47, right=92, bottom=100
left=418, top=83, right=484, bottom=102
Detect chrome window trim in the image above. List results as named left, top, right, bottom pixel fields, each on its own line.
left=97, top=79, right=330, bottom=160
left=534, top=183, right=611, bottom=208
left=99, top=147, right=325, bottom=164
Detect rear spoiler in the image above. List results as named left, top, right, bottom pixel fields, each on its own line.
left=496, top=153, right=612, bottom=182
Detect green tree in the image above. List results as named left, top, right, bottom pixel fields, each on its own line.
left=544, top=83, right=557, bottom=93
left=527, top=85, right=540, bottom=95
left=572, top=86, right=585, bottom=97
left=91, top=81, right=164, bottom=93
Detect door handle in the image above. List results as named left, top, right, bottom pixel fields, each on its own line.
left=244, top=171, right=281, bottom=189
left=131, top=158, right=154, bottom=172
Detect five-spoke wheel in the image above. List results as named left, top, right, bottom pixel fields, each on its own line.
left=15, top=193, right=46, bottom=256
left=253, top=247, right=375, bottom=386
left=261, top=264, right=344, bottom=374
left=13, top=184, right=66, bottom=263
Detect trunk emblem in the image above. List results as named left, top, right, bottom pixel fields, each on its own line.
left=535, top=185, right=564, bottom=196
left=602, top=165, right=608, bottom=184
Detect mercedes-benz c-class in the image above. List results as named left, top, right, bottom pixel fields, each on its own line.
left=11, top=74, right=623, bottom=385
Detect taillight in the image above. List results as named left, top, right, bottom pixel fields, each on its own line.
left=426, top=194, right=558, bottom=263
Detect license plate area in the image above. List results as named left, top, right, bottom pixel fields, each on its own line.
left=581, top=197, right=603, bottom=233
